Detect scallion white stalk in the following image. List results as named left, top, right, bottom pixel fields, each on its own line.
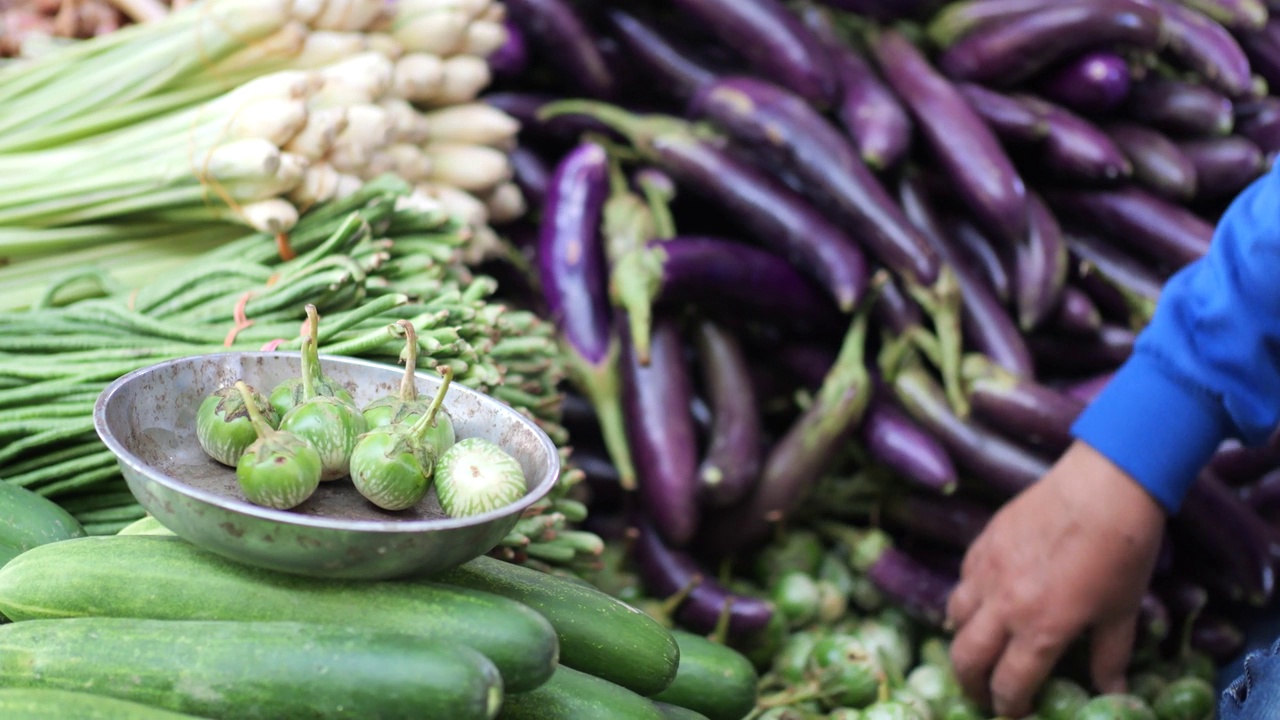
left=284, top=106, right=349, bottom=159
left=390, top=11, right=471, bottom=56
left=228, top=98, right=311, bottom=146
left=237, top=198, right=301, bottom=234
left=431, top=54, right=491, bottom=106
left=484, top=182, right=526, bottom=225
left=289, top=162, right=343, bottom=206
left=460, top=20, right=507, bottom=58
left=390, top=53, right=445, bottom=103
left=425, top=142, right=512, bottom=193
left=419, top=102, right=518, bottom=147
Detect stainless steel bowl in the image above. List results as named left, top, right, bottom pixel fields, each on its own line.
left=93, top=352, right=560, bottom=580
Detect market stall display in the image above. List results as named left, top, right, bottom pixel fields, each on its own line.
left=2, top=0, right=1279, bottom=717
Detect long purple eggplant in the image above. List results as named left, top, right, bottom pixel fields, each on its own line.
left=874, top=273, right=927, bottom=337
left=665, top=0, right=837, bottom=107
left=1126, top=78, right=1235, bottom=137
left=1190, top=614, right=1247, bottom=663
left=899, top=173, right=1035, bottom=378
left=936, top=0, right=1163, bottom=88
left=1179, top=0, right=1269, bottom=30
left=693, top=321, right=762, bottom=508
left=883, top=493, right=993, bottom=549
left=601, top=9, right=717, bottom=106
left=1241, top=19, right=1280, bottom=93
left=1240, top=467, right=1280, bottom=518
left=848, top=529, right=957, bottom=629
left=926, top=0, right=1063, bottom=47
left=539, top=142, right=636, bottom=490
left=891, top=361, right=1054, bottom=499
left=621, top=316, right=700, bottom=547
left=703, top=309, right=874, bottom=555
left=862, top=388, right=960, bottom=495
left=1050, top=286, right=1105, bottom=336
left=615, top=236, right=841, bottom=362
left=508, top=145, right=550, bottom=213
left=688, top=76, right=940, bottom=288
left=541, top=102, right=870, bottom=314
left=1178, top=136, right=1267, bottom=199
left=1108, top=123, right=1198, bottom=201
left=873, top=29, right=1029, bottom=247
left=1136, top=0, right=1254, bottom=98
left=1015, top=194, right=1070, bottom=331
left=1036, top=51, right=1133, bottom=114
left=1034, top=99, right=1133, bottom=183
left=1061, top=371, right=1114, bottom=403
left=947, top=216, right=1012, bottom=303
left=808, top=0, right=944, bottom=20
left=801, top=6, right=914, bottom=170
left=1066, top=231, right=1165, bottom=306
left=957, top=83, right=1051, bottom=142
left=631, top=517, right=774, bottom=636
left=1045, top=187, right=1214, bottom=269
left=1073, top=270, right=1135, bottom=324
left=1238, top=96, right=1280, bottom=157
left=1028, top=324, right=1136, bottom=375
left=489, top=20, right=529, bottom=80
left=1213, top=439, right=1280, bottom=484
left=962, top=354, right=1086, bottom=455
left=503, top=0, right=616, bottom=99
left=1175, top=471, right=1276, bottom=606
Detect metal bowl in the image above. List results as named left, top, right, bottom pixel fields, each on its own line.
left=93, top=352, right=560, bottom=580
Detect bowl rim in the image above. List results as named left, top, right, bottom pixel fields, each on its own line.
left=93, top=351, right=561, bottom=534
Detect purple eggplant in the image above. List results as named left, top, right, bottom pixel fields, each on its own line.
left=508, top=146, right=550, bottom=212
left=621, top=316, right=700, bottom=547
left=778, top=344, right=838, bottom=390
left=1061, top=371, right=1114, bottom=403
left=703, top=309, right=874, bottom=555
left=1175, top=471, right=1276, bottom=606
left=1190, top=614, right=1247, bottom=662
left=489, top=21, right=529, bottom=80
left=1014, top=194, right=1070, bottom=331
left=631, top=517, right=774, bottom=636
left=850, top=529, right=957, bottom=629
left=1238, top=96, right=1280, bottom=157
left=1126, top=78, right=1235, bottom=137
left=1050, top=286, right=1105, bottom=336
left=1241, top=467, right=1280, bottom=519
left=1035, top=99, right=1133, bottom=183
left=1065, top=231, right=1165, bottom=308
left=1179, top=0, right=1269, bottom=30
left=503, top=0, right=616, bottom=98
left=948, top=216, right=1013, bottom=303
left=1045, top=187, right=1214, bottom=269
left=693, top=321, right=762, bottom=508
left=539, top=142, right=636, bottom=489
left=957, top=83, right=1051, bottom=143
left=615, top=236, right=841, bottom=362
left=1036, top=51, right=1133, bottom=114
left=485, top=92, right=621, bottom=146
left=601, top=9, right=717, bottom=106
left=1029, top=324, right=1136, bottom=375
left=1241, top=19, right=1280, bottom=93
left=801, top=7, right=914, bottom=171
left=807, top=0, right=944, bottom=20
left=926, top=0, right=1062, bottom=48
left=891, top=362, right=1054, bottom=499
left=962, top=354, right=1086, bottom=455
left=1073, top=268, right=1137, bottom=324
left=874, top=273, right=927, bottom=337
left=540, top=102, right=869, bottom=312
left=666, top=0, right=837, bottom=107
left=861, top=389, right=960, bottom=495
left=873, top=29, right=1029, bottom=246
left=883, top=492, right=992, bottom=549
left=1107, top=123, right=1199, bottom=200
left=1137, top=0, right=1254, bottom=98
left=1178, top=136, right=1268, bottom=199
left=936, top=0, right=1164, bottom=88
left=1213, top=439, right=1280, bottom=485
left=688, top=76, right=940, bottom=288
left=899, top=174, right=1035, bottom=379
left=1139, top=592, right=1171, bottom=644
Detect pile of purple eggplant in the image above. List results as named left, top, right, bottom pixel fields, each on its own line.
left=481, top=0, right=1280, bottom=678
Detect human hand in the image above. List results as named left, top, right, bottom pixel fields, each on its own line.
left=945, top=441, right=1167, bottom=718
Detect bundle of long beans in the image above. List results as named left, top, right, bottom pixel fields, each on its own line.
left=0, top=176, right=594, bottom=568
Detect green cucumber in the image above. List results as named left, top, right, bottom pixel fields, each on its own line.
left=655, top=702, right=712, bottom=720
left=435, top=554, right=679, bottom=696
left=651, top=630, right=759, bottom=720
left=498, top=665, right=665, bottom=720
left=0, top=689, right=209, bottom=719
left=0, top=482, right=84, bottom=551
left=0, top=618, right=502, bottom=720
left=0, top=535, right=557, bottom=692
left=114, top=516, right=175, bottom=536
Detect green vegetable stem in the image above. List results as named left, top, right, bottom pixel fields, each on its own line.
left=362, top=320, right=432, bottom=430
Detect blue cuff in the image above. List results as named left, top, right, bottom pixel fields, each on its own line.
left=1070, top=352, right=1232, bottom=513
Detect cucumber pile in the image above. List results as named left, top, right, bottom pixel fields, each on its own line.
left=0, top=532, right=758, bottom=720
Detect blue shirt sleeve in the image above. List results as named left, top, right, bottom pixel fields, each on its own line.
left=1071, top=162, right=1280, bottom=514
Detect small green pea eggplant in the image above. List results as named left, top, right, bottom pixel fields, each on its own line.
left=270, top=304, right=355, bottom=418
left=278, top=334, right=367, bottom=481
left=859, top=700, right=920, bottom=720
left=807, top=634, right=886, bottom=709
left=349, top=367, right=455, bottom=511
left=434, top=437, right=528, bottom=518
left=1151, top=677, right=1215, bottom=720
left=1074, top=694, right=1158, bottom=720
left=363, top=320, right=433, bottom=429
left=231, top=381, right=321, bottom=510
left=1036, top=678, right=1088, bottom=720
left=197, top=383, right=278, bottom=466
left=772, top=570, right=822, bottom=628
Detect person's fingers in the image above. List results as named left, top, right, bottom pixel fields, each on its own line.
left=949, top=604, right=1010, bottom=710
left=989, top=625, right=1073, bottom=719
left=1090, top=614, right=1138, bottom=695
left=946, top=580, right=981, bottom=631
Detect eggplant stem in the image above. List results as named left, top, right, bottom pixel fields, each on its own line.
left=564, top=340, right=637, bottom=489
left=907, top=268, right=968, bottom=417
left=409, top=365, right=454, bottom=440
left=233, top=381, right=273, bottom=439
left=708, top=596, right=734, bottom=645
left=392, top=320, right=420, bottom=402
left=637, top=176, right=677, bottom=241
left=612, top=248, right=664, bottom=366
left=539, top=100, right=691, bottom=152
left=660, top=574, right=703, bottom=617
